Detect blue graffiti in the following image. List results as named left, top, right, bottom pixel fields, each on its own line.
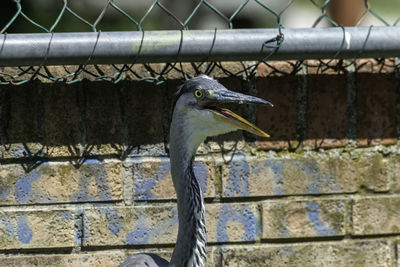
left=100, top=208, right=122, bottom=235
left=17, top=214, right=33, bottom=244
left=134, top=160, right=209, bottom=200
left=1, top=158, right=120, bottom=246
left=0, top=216, right=15, bottom=236
left=70, top=159, right=122, bottom=237
left=306, top=201, right=336, bottom=236
left=15, top=164, right=46, bottom=204
left=12, top=165, right=47, bottom=244
left=151, top=206, right=179, bottom=235
left=0, top=214, right=34, bottom=244
left=304, top=162, right=340, bottom=194
left=262, top=159, right=341, bottom=196
left=135, top=179, right=158, bottom=200
left=170, top=206, right=179, bottom=226
left=90, top=161, right=113, bottom=202
left=134, top=161, right=170, bottom=200
left=292, top=160, right=323, bottom=194
left=216, top=204, right=259, bottom=242
left=61, top=210, right=74, bottom=222
left=0, top=185, right=9, bottom=198
left=125, top=206, right=178, bottom=245
left=224, top=152, right=250, bottom=197
left=126, top=216, right=150, bottom=245
left=70, top=159, right=122, bottom=238
left=278, top=218, right=290, bottom=238
left=264, top=160, right=284, bottom=196
left=70, top=159, right=113, bottom=202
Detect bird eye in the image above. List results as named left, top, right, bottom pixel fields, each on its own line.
left=194, top=89, right=203, bottom=99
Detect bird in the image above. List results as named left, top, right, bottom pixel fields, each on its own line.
left=120, top=75, right=273, bottom=267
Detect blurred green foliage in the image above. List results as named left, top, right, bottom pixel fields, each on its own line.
left=1, top=0, right=399, bottom=33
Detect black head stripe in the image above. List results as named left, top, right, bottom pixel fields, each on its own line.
left=171, top=75, right=222, bottom=113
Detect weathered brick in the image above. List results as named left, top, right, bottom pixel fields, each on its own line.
left=0, top=63, right=261, bottom=84
left=0, top=252, right=125, bottom=267
left=83, top=203, right=259, bottom=247
left=206, top=203, right=260, bottom=243
left=128, top=158, right=215, bottom=200
left=262, top=199, right=348, bottom=239
left=0, top=160, right=122, bottom=205
left=357, top=73, right=397, bottom=146
left=355, top=152, right=392, bottom=193
left=205, top=139, right=246, bottom=154
left=306, top=59, right=345, bottom=75
left=83, top=205, right=178, bottom=247
left=352, top=195, right=400, bottom=235
left=388, top=156, right=400, bottom=192
left=221, top=240, right=393, bottom=267
left=256, top=76, right=297, bottom=149
left=305, top=75, right=347, bottom=148
left=397, top=241, right=400, bottom=267
left=257, top=61, right=299, bottom=77
left=0, top=209, right=75, bottom=250
left=0, top=143, right=44, bottom=159
left=0, top=143, right=93, bottom=160
left=355, top=58, right=398, bottom=74
left=221, top=152, right=391, bottom=197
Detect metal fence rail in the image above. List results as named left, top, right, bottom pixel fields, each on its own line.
left=1, top=27, right=400, bottom=67
left=0, top=0, right=399, bottom=85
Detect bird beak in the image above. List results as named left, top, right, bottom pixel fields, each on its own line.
left=203, top=89, right=273, bottom=138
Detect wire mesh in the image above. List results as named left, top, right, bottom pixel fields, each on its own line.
left=0, top=0, right=399, bottom=85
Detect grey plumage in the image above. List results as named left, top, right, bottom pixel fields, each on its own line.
left=120, top=75, right=272, bottom=267
left=120, top=253, right=169, bottom=267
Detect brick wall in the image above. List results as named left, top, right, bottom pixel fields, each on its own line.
left=0, top=59, right=399, bottom=266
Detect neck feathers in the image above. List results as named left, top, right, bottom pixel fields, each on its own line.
left=169, top=118, right=207, bottom=267
left=170, top=159, right=207, bottom=267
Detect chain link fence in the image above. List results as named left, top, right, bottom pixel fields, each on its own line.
left=0, top=0, right=399, bottom=85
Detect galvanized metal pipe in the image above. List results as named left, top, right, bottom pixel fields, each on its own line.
left=0, top=27, right=399, bottom=66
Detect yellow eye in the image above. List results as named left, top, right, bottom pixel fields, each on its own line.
left=194, top=89, right=203, bottom=99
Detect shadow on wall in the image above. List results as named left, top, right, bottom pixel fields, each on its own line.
left=0, top=77, right=254, bottom=160
left=0, top=80, right=172, bottom=159
left=0, top=73, right=398, bottom=160
left=256, top=73, right=398, bottom=148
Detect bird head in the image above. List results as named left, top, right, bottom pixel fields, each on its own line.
left=171, top=75, right=273, bottom=142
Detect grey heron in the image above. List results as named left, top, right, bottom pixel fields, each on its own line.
left=120, top=75, right=273, bottom=267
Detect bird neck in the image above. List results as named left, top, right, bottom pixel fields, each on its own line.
left=169, top=119, right=207, bottom=267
